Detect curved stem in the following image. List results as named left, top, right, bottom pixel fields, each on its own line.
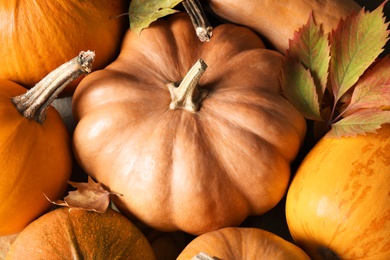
left=12, top=51, right=95, bottom=124
left=182, top=0, right=213, bottom=42
left=168, top=59, right=208, bottom=112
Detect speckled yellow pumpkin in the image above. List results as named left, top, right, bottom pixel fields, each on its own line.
left=286, top=124, right=390, bottom=259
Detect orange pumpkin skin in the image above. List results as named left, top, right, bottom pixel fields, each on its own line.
left=0, top=80, right=72, bottom=236
left=6, top=207, right=156, bottom=259
left=72, top=13, right=306, bottom=235
left=0, top=0, right=129, bottom=95
left=177, top=227, right=310, bottom=259
left=208, top=0, right=360, bottom=53
left=285, top=125, right=390, bottom=259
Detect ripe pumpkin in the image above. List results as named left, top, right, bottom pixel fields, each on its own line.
left=177, top=227, right=310, bottom=259
left=72, top=13, right=306, bottom=235
left=208, top=0, right=361, bottom=53
left=0, top=51, right=94, bottom=236
left=285, top=124, right=390, bottom=259
left=6, top=207, right=156, bottom=259
left=0, top=0, right=129, bottom=95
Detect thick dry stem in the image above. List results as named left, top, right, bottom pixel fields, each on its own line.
left=191, top=252, right=221, bottom=260
left=182, top=0, right=213, bottom=42
left=168, top=59, right=208, bottom=113
left=12, top=51, right=95, bottom=124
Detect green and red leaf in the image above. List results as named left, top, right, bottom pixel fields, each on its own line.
left=282, top=57, right=323, bottom=121
left=283, top=2, right=390, bottom=138
left=329, top=3, right=389, bottom=102
left=344, top=56, right=390, bottom=115
left=328, top=108, right=390, bottom=137
left=286, top=14, right=330, bottom=101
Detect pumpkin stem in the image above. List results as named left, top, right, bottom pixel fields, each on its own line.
left=182, top=0, right=213, bottom=42
left=11, top=51, right=95, bottom=124
left=191, top=252, right=221, bottom=260
left=168, top=59, right=209, bottom=113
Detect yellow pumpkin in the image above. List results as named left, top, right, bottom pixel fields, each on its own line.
left=285, top=124, right=390, bottom=259
left=177, top=227, right=310, bottom=259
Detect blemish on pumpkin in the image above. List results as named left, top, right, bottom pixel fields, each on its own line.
left=361, top=143, right=374, bottom=153
left=372, top=143, right=390, bottom=166
left=351, top=155, right=375, bottom=177
left=349, top=185, right=371, bottom=215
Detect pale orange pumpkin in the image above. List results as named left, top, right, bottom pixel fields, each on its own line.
left=0, top=51, right=94, bottom=236
left=6, top=207, right=156, bottom=259
left=285, top=124, right=390, bottom=259
left=177, top=227, right=311, bottom=259
left=208, top=0, right=361, bottom=53
left=72, top=13, right=306, bottom=235
left=0, top=0, right=129, bottom=95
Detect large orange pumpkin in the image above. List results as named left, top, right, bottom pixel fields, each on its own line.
left=0, top=0, right=129, bottom=95
left=208, top=0, right=361, bottom=53
left=6, top=207, right=156, bottom=259
left=285, top=124, right=390, bottom=259
left=0, top=51, right=94, bottom=236
left=177, top=227, right=310, bottom=259
left=72, top=13, right=306, bottom=235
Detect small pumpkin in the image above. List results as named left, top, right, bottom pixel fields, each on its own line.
left=72, top=13, right=306, bottom=235
left=0, top=0, right=129, bottom=95
left=177, top=227, right=310, bottom=259
left=208, top=0, right=361, bottom=53
left=0, top=51, right=94, bottom=236
left=285, top=124, right=390, bottom=259
left=6, top=207, right=156, bottom=259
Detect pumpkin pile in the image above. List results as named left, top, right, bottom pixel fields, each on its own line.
left=1, top=0, right=389, bottom=259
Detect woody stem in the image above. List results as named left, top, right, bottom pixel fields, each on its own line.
left=12, top=51, right=95, bottom=124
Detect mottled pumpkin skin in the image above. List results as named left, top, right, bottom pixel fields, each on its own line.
left=208, top=0, right=360, bottom=53
left=0, top=80, right=72, bottom=236
left=177, top=227, right=311, bottom=260
left=72, top=13, right=306, bottom=235
left=0, top=0, right=129, bottom=95
left=286, top=125, right=390, bottom=259
left=6, top=208, right=156, bottom=259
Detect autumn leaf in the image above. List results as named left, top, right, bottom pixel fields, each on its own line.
left=282, top=57, right=323, bottom=121
left=328, top=109, right=390, bottom=137
left=343, top=56, right=390, bottom=116
left=45, top=176, right=122, bottom=213
left=283, top=2, right=390, bottom=138
left=329, top=3, right=389, bottom=102
left=129, top=0, right=183, bottom=35
left=285, top=14, right=330, bottom=102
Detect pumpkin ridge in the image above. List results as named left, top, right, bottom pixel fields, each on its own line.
left=63, top=210, right=84, bottom=258
left=199, top=107, right=291, bottom=213
left=172, top=112, right=249, bottom=232
left=202, top=98, right=291, bottom=163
